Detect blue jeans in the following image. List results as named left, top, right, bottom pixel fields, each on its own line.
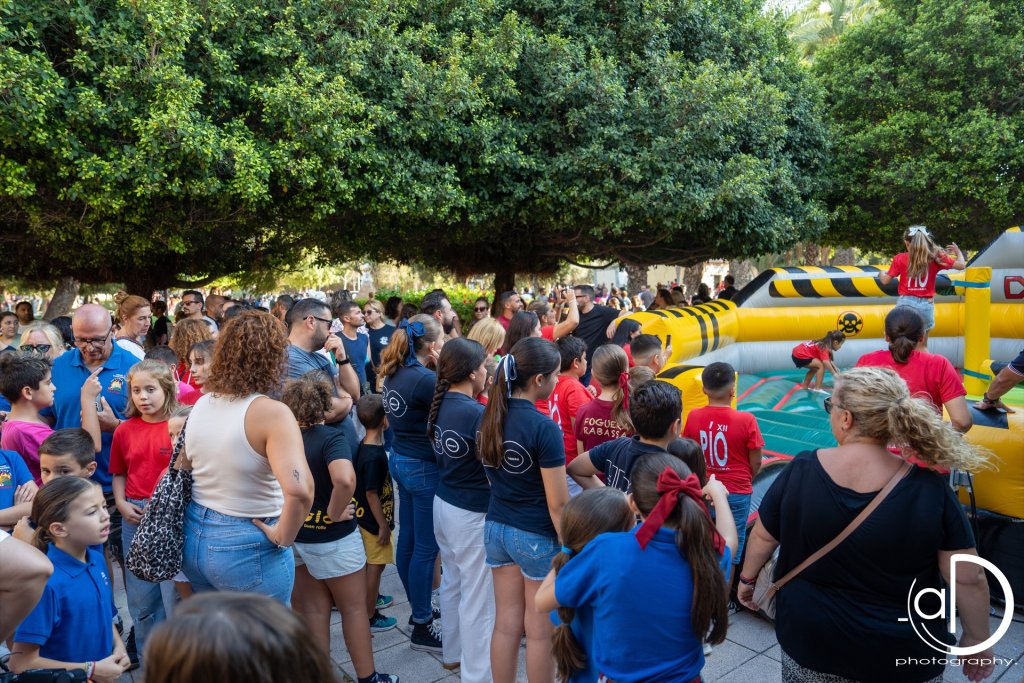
left=182, top=502, right=294, bottom=604
left=896, top=295, right=935, bottom=331
left=483, top=520, right=559, bottom=581
left=389, top=452, right=440, bottom=623
left=122, top=497, right=176, bottom=661
left=727, top=493, right=753, bottom=566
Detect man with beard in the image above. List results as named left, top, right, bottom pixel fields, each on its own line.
left=285, top=298, right=360, bottom=430
left=419, top=290, right=458, bottom=340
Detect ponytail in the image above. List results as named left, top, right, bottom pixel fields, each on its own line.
left=377, top=314, right=441, bottom=389
left=478, top=337, right=560, bottom=468
left=631, top=454, right=728, bottom=645
left=551, top=489, right=635, bottom=680
left=591, top=345, right=633, bottom=433
left=813, top=330, right=845, bottom=351
left=884, top=307, right=924, bottom=364
left=904, top=225, right=939, bottom=282
left=428, top=338, right=487, bottom=439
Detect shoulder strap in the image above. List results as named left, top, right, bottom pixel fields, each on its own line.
left=772, top=461, right=911, bottom=592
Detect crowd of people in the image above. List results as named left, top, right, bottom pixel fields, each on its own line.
left=0, top=227, right=1018, bottom=683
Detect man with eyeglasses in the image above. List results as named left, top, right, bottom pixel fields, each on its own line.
left=180, top=290, right=218, bottom=334
left=45, top=304, right=140, bottom=554
left=285, top=298, right=361, bottom=453
left=571, top=284, right=624, bottom=386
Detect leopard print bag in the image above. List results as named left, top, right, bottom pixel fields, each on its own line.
left=126, top=419, right=192, bottom=582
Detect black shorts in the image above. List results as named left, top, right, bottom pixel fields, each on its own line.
left=103, top=489, right=124, bottom=561
left=792, top=354, right=813, bottom=369
left=1009, top=349, right=1024, bottom=377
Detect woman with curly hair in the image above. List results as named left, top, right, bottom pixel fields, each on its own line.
left=179, top=311, right=314, bottom=604
left=168, top=318, right=212, bottom=389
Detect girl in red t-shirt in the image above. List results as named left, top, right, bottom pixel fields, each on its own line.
left=108, top=359, right=179, bottom=656
left=573, top=345, right=634, bottom=455
left=791, top=331, right=845, bottom=390
left=878, top=225, right=965, bottom=338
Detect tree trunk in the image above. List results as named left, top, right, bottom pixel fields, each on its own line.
left=727, top=259, right=757, bottom=288
left=682, top=262, right=705, bottom=298
left=43, top=276, right=80, bottom=320
left=624, top=264, right=647, bottom=297
left=802, top=242, right=823, bottom=266
left=830, top=247, right=857, bottom=266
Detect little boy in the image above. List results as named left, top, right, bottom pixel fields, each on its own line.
left=567, top=381, right=682, bottom=493
left=682, top=362, right=763, bottom=579
left=352, top=394, right=397, bottom=632
left=0, top=447, right=36, bottom=531
left=0, top=355, right=56, bottom=485
left=550, top=337, right=593, bottom=493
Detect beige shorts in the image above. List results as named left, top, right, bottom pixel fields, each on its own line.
left=359, top=525, right=395, bottom=566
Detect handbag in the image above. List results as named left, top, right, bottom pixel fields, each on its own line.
left=752, top=461, right=911, bottom=620
left=126, top=418, right=192, bottom=582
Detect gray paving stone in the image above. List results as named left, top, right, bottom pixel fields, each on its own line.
left=700, top=640, right=759, bottom=681
left=725, top=611, right=779, bottom=654
left=713, top=653, right=782, bottom=682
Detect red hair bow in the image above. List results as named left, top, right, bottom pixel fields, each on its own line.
left=635, top=467, right=725, bottom=555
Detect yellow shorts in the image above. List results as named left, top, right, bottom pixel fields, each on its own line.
left=359, top=525, right=395, bottom=566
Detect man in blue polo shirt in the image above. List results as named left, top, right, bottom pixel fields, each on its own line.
left=48, top=305, right=137, bottom=493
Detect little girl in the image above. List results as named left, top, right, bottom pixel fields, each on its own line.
left=878, top=225, right=965, bottom=335
left=103, top=359, right=179, bottom=660
left=536, top=452, right=737, bottom=683
left=180, top=339, right=215, bottom=406
left=10, top=476, right=131, bottom=681
left=791, top=331, right=845, bottom=390
left=478, top=336, right=568, bottom=683
left=573, top=345, right=633, bottom=455
left=547, top=488, right=636, bottom=683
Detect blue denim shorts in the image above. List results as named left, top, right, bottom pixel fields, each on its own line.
left=484, top=520, right=559, bottom=581
left=896, top=296, right=935, bottom=331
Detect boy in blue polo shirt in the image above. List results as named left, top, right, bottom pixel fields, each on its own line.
left=0, top=447, right=37, bottom=530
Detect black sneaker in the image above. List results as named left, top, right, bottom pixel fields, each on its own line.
left=408, top=608, right=440, bottom=626
left=124, top=627, right=141, bottom=671
left=410, top=619, right=443, bottom=653
left=374, top=674, right=399, bottom=683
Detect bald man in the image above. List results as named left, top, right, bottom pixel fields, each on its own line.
left=46, top=304, right=139, bottom=494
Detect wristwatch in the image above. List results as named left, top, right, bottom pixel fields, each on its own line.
left=337, top=357, right=351, bottom=366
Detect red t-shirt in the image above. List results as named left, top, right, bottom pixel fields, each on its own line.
left=574, top=398, right=630, bottom=454
left=682, top=405, right=764, bottom=495
left=855, top=349, right=966, bottom=413
left=792, top=341, right=830, bottom=362
left=541, top=325, right=555, bottom=341
left=887, top=252, right=955, bottom=298
left=108, top=417, right=173, bottom=500
left=549, top=375, right=593, bottom=464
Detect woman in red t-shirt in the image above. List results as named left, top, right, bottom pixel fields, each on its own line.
left=791, top=331, right=845, bottom=390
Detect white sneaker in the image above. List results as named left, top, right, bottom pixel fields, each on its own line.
left=431, top=588, right=440, bottom=612
left=703, top=642, right=713, bottom=656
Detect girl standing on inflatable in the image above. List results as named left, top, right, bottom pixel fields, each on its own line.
left=792, top=331, right=845, bottom=391
left=878, top=225, right=965, bottom=339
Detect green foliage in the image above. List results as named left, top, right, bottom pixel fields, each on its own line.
left=369, top=286, right=493, bottom=327
left=0, top=0, right=830, bottom=291
left=815, top=0, right=1024, bottom=252
left=785, top=0, right=882, bottom=63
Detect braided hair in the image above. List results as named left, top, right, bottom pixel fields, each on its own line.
left=427, top=337, right=487, bottom=440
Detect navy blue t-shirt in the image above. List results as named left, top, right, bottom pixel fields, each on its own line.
left=340, top=331, right=369, bottom=389
left=381, top=364, right=436, bottom=461
left=366, top=324, right=395, bottom=392
left=484, top=398, right=565, bottom=537
left=432, top=392, right=488, bottom=514
left=587, top=436, right=667, bottom=493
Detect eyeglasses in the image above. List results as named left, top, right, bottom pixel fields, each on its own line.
left=824, top=397, right=840, bottom=414
left=307, top=315, right=332, bottom=326
left=182, top=299, right=200, bottom=306
left=474, top=307, right=488, bottom=312
left=20, top=344, right=52, bottom=354
left=74, top=328, right=112, bottom=348
left=362, top=310, right=375, bottom=315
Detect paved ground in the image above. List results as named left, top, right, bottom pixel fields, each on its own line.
left=114, top=561, right=1023, bottom=682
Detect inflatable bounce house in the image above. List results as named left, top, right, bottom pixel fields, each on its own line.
left=624, top=227, right=1024, bottom=599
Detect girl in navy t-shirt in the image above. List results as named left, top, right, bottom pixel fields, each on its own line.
left=537, top=453, right=736, bottom=683
left=477, top=336, right=568, bottom=683
left=428, top=337, right=493, bottom=682
left=378, top=314, right=446, bottom=652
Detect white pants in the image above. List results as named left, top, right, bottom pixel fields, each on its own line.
left=432, top=496, right=495, bottom=683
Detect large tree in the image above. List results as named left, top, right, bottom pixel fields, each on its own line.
left=341, top=0, right=831, bottom=290
left=815, top=0, right=1024, bottom=251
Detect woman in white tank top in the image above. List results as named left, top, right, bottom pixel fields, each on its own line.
left=179, top=311, right=313, bottom=603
